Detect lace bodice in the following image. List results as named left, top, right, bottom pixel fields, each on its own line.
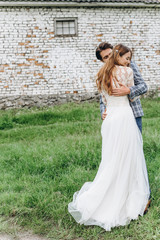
left=101, top=66, right=134, bottom=107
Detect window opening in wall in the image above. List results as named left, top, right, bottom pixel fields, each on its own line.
left=55, top=18, right=78, bottom=37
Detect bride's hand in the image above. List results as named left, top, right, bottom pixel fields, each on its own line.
left=102, top=108, right=107, bottom=120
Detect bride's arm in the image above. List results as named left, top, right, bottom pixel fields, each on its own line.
left=101, top=90, right=107, bottom=106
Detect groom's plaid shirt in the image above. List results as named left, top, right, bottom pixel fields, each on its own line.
left=100, top=61, right=148, bottom=118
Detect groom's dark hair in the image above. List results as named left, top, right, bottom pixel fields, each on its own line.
left=96, top=42, right=113, bottom=61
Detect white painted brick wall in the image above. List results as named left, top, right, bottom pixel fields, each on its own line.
left=0, top=6, right=160, bottom=101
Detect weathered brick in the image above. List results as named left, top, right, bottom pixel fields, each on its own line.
left=0, top=6, right=159, bottom=109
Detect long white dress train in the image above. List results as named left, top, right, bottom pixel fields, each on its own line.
left=68, top=66, right=150, bottom=231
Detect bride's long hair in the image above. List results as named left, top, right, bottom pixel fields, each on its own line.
left=96, top=44, right=132, bottom=95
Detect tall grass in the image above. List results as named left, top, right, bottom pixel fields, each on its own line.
left=0, top=98, right=159, bottom=240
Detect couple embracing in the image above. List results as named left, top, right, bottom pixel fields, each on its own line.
left=68, top=42, right=151, bottom=231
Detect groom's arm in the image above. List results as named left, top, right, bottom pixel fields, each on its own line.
left=129, top=61, right=148, bottom=100
left=111, top=61, right=148, bottom=98
left=100, top=95, right=106, bottom=119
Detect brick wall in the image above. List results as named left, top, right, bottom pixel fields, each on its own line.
left=0, top=6, right=160, bottom=108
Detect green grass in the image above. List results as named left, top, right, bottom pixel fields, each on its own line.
left=0, top=98, right=159, bottom=240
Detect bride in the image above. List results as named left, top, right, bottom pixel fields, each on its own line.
left=68, top=44, right=150, bottom=231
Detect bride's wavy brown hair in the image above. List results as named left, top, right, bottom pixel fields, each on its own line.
left=96, top=44, right=132, bottom=95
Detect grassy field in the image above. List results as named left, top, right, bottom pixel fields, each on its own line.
left=0, top=98, right=159, bottom=240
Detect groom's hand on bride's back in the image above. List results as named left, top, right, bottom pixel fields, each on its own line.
left=102, top=108, right=107, bottom=120
left=112, top=82, right=130, bottom=96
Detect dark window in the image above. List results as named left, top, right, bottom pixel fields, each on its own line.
left=55, top=18, right=78, bottom=37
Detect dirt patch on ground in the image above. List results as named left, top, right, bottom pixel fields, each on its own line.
left=0, top=233, right=48, bottom=240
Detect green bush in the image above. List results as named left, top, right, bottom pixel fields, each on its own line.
left=0, top=115, right=13, bottom=130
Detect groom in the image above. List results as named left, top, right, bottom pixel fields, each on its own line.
left=96, top=42, right=148, bottom=133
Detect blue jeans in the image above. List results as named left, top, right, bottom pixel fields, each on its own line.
left=136, top=117, right=142, bottom=133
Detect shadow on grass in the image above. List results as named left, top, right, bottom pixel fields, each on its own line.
left=0, top=106, right=99, bottom=130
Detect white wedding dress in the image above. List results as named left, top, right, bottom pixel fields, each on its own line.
left=68, top=66, right=150, bottom=231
